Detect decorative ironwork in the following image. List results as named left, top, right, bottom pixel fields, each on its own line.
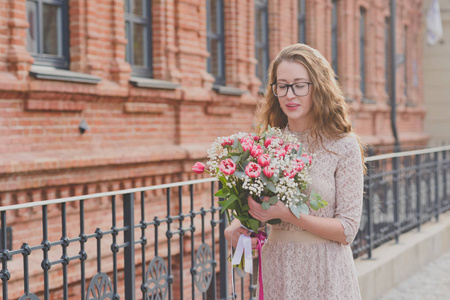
left=145, top=256, right=169, bottom=300
left=86, top=272, right=114, bottom=300
left=0, top=146, right=449, bottom=300
left=18, top=293, right=39, bottom=300
left=193, top=243, right=213, bottom=293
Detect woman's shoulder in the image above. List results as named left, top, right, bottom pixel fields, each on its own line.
left=327, top=132, right=361, bottom=155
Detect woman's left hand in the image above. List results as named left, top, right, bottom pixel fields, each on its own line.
left=248, top=195, right=288, bottom=222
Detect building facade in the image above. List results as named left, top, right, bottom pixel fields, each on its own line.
left=0, top=0, right=426, bottom=297
left=423, top=0, right=450, bottom=145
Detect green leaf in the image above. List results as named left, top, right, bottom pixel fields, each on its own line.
left=299, top=202, right=310, bottom=215
left=239, top=150, right=250, bottom=162
left=218, top=176, right=227, bottom=186
left=230, top=155, right=240, bottom=163
left=237, top=143, right=244, bottom=153
left=233, top=137, right=240, bottom=148
left=309, top=191, right=326, bottom=211
left=272, top=172, right=280, bottom=183
left=268, top=196, right=278, bottom=205
left=234, top=171, right=246, bottom=179
left=214, top=188, right=227, bottom=197
left=289, top=204, right=301, bottom=219
left=219, top=194, right=238, bottom=212
left=248, top=218, right=260, bottom=233
left=296, top=144, right=303, bottom=157
left=261, top=201, right=270, bottom=210
left=265, top=181, right=277, bottom=193
left=300, top=156, right=309, bottom=164
left=260, top=173, right=269, bottom=184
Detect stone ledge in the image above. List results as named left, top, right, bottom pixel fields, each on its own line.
left=29, top=66, right=102, bottom=84
left=356, top=211, right=450, bottom=300
left=0, top=143, right=212, bottom=175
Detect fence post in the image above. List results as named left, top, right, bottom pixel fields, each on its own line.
left=365, top=160, right=373, bottom=259
left=434, top=152, right=440, bottom=221
left=218, top=181, right=229, bottom=300
left=123, top=192, right=135, bottom=300
left=415, top=154, right=421, bottom=231
left=219, top=210, right=229, bottom=300
left=393, top=156, right=400, bottom=243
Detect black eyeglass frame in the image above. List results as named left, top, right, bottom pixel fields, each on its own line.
left=270, top=81, right=313, bottom=97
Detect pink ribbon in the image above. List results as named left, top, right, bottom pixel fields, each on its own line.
left=252, top=230, right=267, bottom=300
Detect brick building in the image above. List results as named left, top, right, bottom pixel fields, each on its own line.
left=0, top=0, right=426, bottom=298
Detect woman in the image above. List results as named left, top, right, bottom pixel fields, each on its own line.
left=225, top=43, right=364, bottom=299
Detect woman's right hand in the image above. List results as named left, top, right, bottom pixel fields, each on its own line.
left=224, top=219, right=259, bottom=249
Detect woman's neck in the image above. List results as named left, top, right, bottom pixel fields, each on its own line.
left=287, top=119, right=312, bottom=133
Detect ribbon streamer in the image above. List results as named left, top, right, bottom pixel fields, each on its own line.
left=231, top=234, right=253, bottom=273
left=230, top=229, right=267, bottom=300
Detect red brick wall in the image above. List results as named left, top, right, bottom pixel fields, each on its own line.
left=0, top=0, right=426, bottom=298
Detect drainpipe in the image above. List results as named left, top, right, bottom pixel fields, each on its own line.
left=390, top=0, right=400, bottom=151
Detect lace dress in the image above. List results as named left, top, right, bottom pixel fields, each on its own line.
left=259, top=130, right=364, bottom=300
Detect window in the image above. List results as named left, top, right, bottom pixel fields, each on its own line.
left=385, top=17, right=391, bottom=95
left=331, top=0, right=338, bottom=75
left=124, top=0, right=152, bottom=77
left=255, top=0, right=269, bottom=88
left=26, top=0, right=70, bottom=69
left=359, top=7, right=366, bottom=97
left=207, top=0, right=225, bottom=85
left=298, top=0, right=306, bottom=43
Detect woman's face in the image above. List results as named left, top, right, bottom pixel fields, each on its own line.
left=274, top=61, right=314, bottom=131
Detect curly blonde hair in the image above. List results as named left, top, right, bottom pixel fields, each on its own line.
left=255, top=43, right=365, bottom=167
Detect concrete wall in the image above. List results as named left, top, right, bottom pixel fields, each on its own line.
left=356, top=211, right=450, bottom=300
left=423, top=0, right=450, bottom=146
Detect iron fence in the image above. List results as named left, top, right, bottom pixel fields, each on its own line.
left=1, top=145, right=450, bottom=299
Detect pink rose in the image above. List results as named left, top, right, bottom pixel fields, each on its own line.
left=275, top=148, right=286, bottom=158
left=302, top=154, right=312, bottom=165
left=283, top=168, right=297, bottom=179
left=257, top=154, right=270, bottom=167
left=285, top=143, right=300, bottom=153
left=293, top=158, right=305, bottom=172
left=250, top=145, right=263, bottom=158
left=264, top=138, right=273, bottom=148
left=219, top=159, right=236, bottom=175
left=253, top=135, right=260, bottom=142
left=221, top=137, right=234, bottom=147
left=240, top=137, right=254, bottom=146
left=245, top=162, right=261, bottom=178
left=263, top=165, right=276, bottom=178
left=242, top=142, right=253, bottom=152
left=192, top=162, right=205, bottom=174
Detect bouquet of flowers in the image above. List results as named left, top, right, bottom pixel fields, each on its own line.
left=192, top=126, right=327, bottom=233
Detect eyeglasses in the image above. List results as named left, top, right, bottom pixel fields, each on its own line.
left=270, top=82, right=313, bottom=97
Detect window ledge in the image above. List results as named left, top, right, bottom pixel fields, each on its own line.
left=129, top=77, right=180, bottom=90
left=29, top=66, right=102, bottom=84
left=362, top=97, right=376, bottom=104
left=213, top=85, right=247, bottom=96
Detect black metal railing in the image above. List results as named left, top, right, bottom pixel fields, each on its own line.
left=352, top=145, right=450, bottom=258
left=1, top=145, right=450, bottom=299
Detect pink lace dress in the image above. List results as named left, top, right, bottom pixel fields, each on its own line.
left=259, top=131, right=364, bottom=300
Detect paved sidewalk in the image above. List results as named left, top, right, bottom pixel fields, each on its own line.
left=379, top=250, right=450, bottom=300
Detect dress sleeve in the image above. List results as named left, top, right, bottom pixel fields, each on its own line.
left=334, top=135, right=364, bottom=244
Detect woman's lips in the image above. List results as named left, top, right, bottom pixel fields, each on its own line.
left=286, top=103, right=300, bottom=110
